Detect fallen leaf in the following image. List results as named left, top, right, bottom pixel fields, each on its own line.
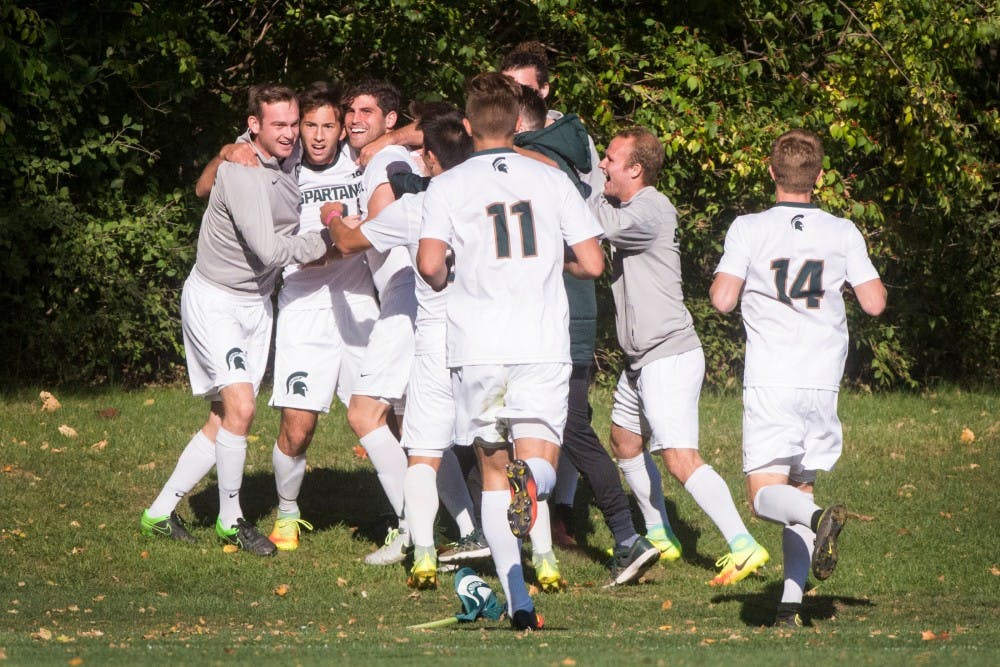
left=144, top=398, right=155, bottom=406
left=58, top=425, right=78, bottom=438
left=69, top=657, right=84, bottom=665
left=32, top=627, right=52, bottom=640
left=661, top=599, right=673, bottom=610
left=140, top=551, right=149, bottom=559
left=352, top=445, right=368, bottom=460
left=91, top=440, right=108, bottom=451
left=990, top=566, right=999, bottom=576
left=658, top=625, right=672, bottom=631
left=39, top=391, right=61, bottom=412
left=55, top=634, right=74, bottom=643
left=940, top=512, right=952, bottom=519
left=562, top=659, right=576, bottom=666
left=849, top=512, right=876, bottom=522
left=336, top=577, right=348, bottom=587
left=223, top=544, right=239, bottom=554
left=274, top=584, right=289, bottom=597
left=97, top=408, right=119, bottom=419
left=137, top=462, right=156, bottom=471
left=247, top=434, right=260, bottom=443
left=528, top=584, right=540, bottom=596
left=92, top=595, right=105, bottom=602
left=959, top=427, right=975, bottom=443
left=921, top=629, right=950, bottom=641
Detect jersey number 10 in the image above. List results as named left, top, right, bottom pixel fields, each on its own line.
left=487, top=201, right=537, bottom=259
left=770, top=259, right=825, bottom=308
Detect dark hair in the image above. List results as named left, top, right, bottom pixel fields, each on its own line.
left=500, top=41, right=550, bottom=88
left=617, top=126, right=665, bottom=186
left=299, top=81, right=343, bottom=120
left=770, top=129, right=824, bottom=193
left=247, top=82, right=297, bottom=119
left=343, top=78, right=402, bottom=116
left=417, top=104, right=472, bottom=170
left=518, top=84, right=547, bottom=132
left=464, top=72, right=520, bottom=140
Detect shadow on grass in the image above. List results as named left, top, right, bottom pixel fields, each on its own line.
left=187, top=468, right=398, bottom=545
left=711, top=581, right=876, bottom=627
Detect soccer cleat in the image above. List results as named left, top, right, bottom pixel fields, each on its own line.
left=604, top=536, right=661, bottom=587
left=532, top=551, right=563, bottom=593
left=216, top=517, right=277, bottom=556
left=268, top=516, right=313, bottom=551
left=510, top=608, right=544, bottom=631
left=646, top=525, right=682, bottom=562
left=774, top=602, right=805, bottom=628
left=505, top=459, right=538, bottom=538
left=140, top=510, right=196, bottom=543
left=708, top=540, right=769, bottom=586
left=812, top=504, right=847, bottom=580
left=438, top=529, right=491, bottom=563
left=364, top=527, right=412, bottom=565
left=407, top=551, right=438, bottom=590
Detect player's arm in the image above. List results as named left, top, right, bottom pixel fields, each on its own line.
left=358, top=122, right=424, bottom=167
left=195, top=143, right=258, bottom=199
left=588, top=195, right=657, bottom=250
left=710, top=272, right=745, bottom=313
left=417, top=238, right=449, bottom=291
left=322, top=208, right=371, bottom=255
left=852, top=277, right=887, bottom=316
left=564, top=238, right=604, bottom=279
left=363, top=182, right=397, bottom=222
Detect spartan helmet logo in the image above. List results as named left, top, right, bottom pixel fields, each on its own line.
left=225, top=347, right=247, bottom=371
left=286, top=371, right=309, bottom=397
left=491, top=157, right=508, bottom=173
left=791, top=214, right=805, bottom=231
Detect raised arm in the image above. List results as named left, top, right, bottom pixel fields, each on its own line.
left=195, top=143, right=258, bottom=199
left=358, top=122, right=424, bottom=167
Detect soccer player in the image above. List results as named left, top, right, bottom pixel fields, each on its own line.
left=710, top=129, right=886, bottom=627
left=514, top=86, right=660, bottom=588
left=341, top=79, right=421, bottom=565
left=139, top=83, right=337, bottom=555
left=590, top=126, right=769, bottom=586
left=417, top=72, right=604, bottom=630
left=325, top=103, right=485, bottom=589
left=265, top=82, right=378, bottom=551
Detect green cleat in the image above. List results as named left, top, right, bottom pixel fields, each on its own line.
left=646, top=525, right=682, bottom=562
left=140, top=510, right=196, bottom=543
left=709, top=539, right=769, bottom=586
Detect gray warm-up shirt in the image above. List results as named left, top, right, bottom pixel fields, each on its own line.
left=589, top=185, right=701, bottom=371
left=193, top=141, right=331, bottom=296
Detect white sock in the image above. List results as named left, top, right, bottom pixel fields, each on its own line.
left=781, top=523, right=815, bottom=604
left=753, top=484, right=821, bottom=527
left=404, top=463, right=438, bottom=549
left=528, top=499, right=552, bottom=555
left=618, top=453, right=667, bottom=530
left=482, top=490, right=532, bottom=615
left=523, top=457, right=556, bottom=499
left=272, top=442, right=306, bottom=517
left=552, top=454, right=579, bottom=506
left=215, top=427, right=247, bottom=528
left=684, top=464, right=748, bottom=544
left=360, top=425, right=408, bottom=521
left=437, top=448, right=477, bottom=536
left=148, top=431, right=216, bottom=518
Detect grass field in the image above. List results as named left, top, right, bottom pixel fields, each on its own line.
left=1, top=384, right=997, bottom=665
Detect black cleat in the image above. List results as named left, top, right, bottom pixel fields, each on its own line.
left=812, top=504, right=847, bottom=580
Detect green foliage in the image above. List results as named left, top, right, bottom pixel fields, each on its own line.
left=0, top=0, right=997, bottom=386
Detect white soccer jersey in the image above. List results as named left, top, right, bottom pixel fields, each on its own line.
left=361, top=191, right=446, bottom=356
left=359, top=145, right=420, bottom=295
left=279, top=142, right=373, bottom=311
left=420, top=148, right=602, bottom=367
left=715, top=203, right=880, bottom=390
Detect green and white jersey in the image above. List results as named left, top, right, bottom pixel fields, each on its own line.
left=715, top=202, right=880, bottom=390
left=361, top=190, right=445, bottom=356
left=278, top=141, right=374, bottom=311
left=359, top=145, right=419, bottom=294
left=420, top=148, right=602, bottom=367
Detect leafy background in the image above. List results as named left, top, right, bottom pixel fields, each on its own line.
left=1, top=0, right=997, bottom=388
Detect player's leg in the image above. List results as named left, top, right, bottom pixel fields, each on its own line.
left=641, top=349, right=766, bottom=584
left=549, top=455, right=579, bottom=547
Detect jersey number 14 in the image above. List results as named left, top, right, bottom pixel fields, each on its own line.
left=771, top=259, right=825, bottom=308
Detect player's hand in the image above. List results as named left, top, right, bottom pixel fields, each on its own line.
left=299, top=245, right=344, bottom=269
left=358, top=131, right=395, bottom=167
left=320, top=201, right=348, bottom=226
left=219, top=142, right=257, bottom=167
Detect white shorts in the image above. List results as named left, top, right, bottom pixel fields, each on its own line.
left=401, top=351, right=456, bottom=457
left=353, top=270, right=417, bottom=404
left=610, top=347, right=704, bottom=452
left=453, top=363, right=571, bottom=448
left=181, top=270, right=272, bottom=401
left=268, top=297, right=379, bottom=412
left=742, top=386, right=842, bottom=474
